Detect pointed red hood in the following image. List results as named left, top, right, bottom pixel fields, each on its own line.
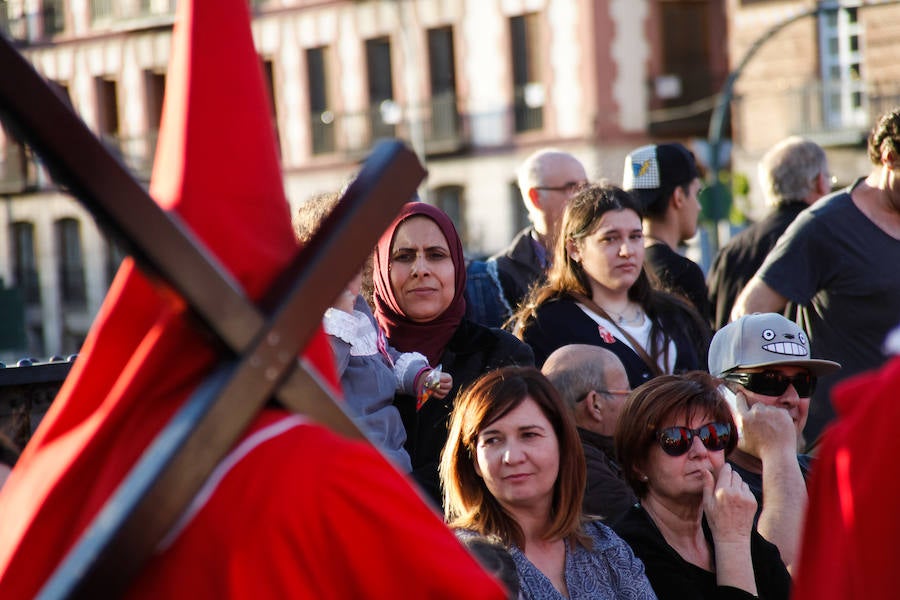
left=0, top=0, right=337, bottom=596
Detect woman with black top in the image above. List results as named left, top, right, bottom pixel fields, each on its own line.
left=512, top=184, right=709, bottom=388
left=612, top=372, right=790, bottom=600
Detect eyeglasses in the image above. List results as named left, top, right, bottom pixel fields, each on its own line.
left=656, top=422, right=732, bottom=457
left=723, top=370, right=816, bottom=397
left=597, top=389, right=630, bottom=398
left=534, top=181, right=586, bottom=195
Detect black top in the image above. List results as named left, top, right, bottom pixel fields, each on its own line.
left=645, top=242, right=712, bottom=325
left=520, top=295, right=708, bottom=387
left=394, top=318, right=534, bottom=507
left=490, top=227, right=547, bottom=314
left=579, top=427, right=637, bottom=522
left=613, top=504, right=791, bottom=600
left=706, top=201, right=808, bottom=330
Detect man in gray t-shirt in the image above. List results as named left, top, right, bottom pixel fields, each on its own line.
left=733, top=108, right=900, bottom=445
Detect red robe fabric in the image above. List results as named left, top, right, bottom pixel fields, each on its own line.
left=0, top=1, right=505, bottom=598
left=793, top=355, right=900, bottom=599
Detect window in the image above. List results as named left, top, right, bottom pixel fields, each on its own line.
left=11, top=221, right=40, bottom=305
left=433, top=186, right=467, bottom=247
left=105, top=237, right=126, bottom=287
left=260, top=58, right=282, bottom=157
left=818, top=5, right=866, bottom=129
left=307, top=46, right=335, bottom=154
left=95, top=76, right=120, bottom=153
left=55, top=218, right=87, bottom=309
left=365, top=37, right=396, bottom=141
left=43, top=0, right=65, bottom=36
left=142, top=70, right=166, bottom=178
left=427, top=26, right=459, bottom=143
left=510, top=13, right=543, bottom=132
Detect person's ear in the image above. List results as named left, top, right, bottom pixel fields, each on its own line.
left=670, top=185, right=686, bottom=209
left=585, top=390, right=604, bottom=424
left=565, top=238, right=581, bottom=263
left=527, top=186, right=542, bottom=211
left=881, top=146, right=898, bottom=169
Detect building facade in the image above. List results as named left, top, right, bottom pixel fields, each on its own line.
left=0, top=0, right=727, bottom=358
left=725, top=0, right=900, bottom=214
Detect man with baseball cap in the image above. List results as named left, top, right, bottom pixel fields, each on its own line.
left=623, top=143, right=711, bottom=323
left=710, top=312, right=841, bottom=574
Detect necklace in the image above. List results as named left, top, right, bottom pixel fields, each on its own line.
left=603, top=303, right=645, bottom=327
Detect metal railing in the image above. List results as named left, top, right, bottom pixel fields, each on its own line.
left=308, top=93, right=467, bottom=158
left=738, top=79, right=900, bottom=143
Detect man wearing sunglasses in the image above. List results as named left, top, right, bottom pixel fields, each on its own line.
left=542, top=344, right=637, bottom=523
left=710, top=312, right=841, bottom=574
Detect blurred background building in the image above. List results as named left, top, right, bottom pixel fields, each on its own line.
left=5, top=0, right=898, bottom=362
left=727, top=0, right=900, bottom=218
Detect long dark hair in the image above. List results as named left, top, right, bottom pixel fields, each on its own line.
left=513, top=183, right=708, bottom=369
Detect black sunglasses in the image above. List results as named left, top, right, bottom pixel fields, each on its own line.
left=723, top=370, right=816, bottom=397
left=656, top=422, right=732, bottom=457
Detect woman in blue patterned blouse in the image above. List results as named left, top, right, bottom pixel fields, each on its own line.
left=440, top=366, right=657, bottom=599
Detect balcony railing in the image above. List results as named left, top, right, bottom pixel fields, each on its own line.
left=100, top=131, right=158, bottom=183
left=90, top=0, right=176, bottom=26
left=308, top=94, right=467, bottom=158
left=779, top=79, right=900, bottom=144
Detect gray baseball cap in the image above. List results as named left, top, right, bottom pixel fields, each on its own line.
left=709, top=313, right=841, bottom=376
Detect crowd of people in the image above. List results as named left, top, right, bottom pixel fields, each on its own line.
left=1, top=2, right=899, bottom=595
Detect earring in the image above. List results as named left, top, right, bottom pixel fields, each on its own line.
left=640, top=475, right=649, bottom=482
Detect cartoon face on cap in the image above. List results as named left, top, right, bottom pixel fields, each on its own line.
left=758, top=326, right=810, bottom=359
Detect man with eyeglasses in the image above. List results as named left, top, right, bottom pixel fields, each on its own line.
left=706, top=137, right=831, bottom=331
left=710, top=312, right=841, bottom=574
left=623, top=142, right=711, bottom=323
left=465, top=149, right=587, bottom=327
left=542, top=344, right=637, bottom=522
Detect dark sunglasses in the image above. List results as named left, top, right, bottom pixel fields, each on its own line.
left=656, top=422, right=732, bottom=457
left=723, top=370, right=816, bottom=397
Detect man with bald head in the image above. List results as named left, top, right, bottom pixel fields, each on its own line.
left=466, top=149, right=588, bottom=327
left=542, top=344, right=637, bottom=521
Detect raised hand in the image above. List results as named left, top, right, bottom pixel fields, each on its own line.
left=733, top=390, right=797, bottom=458
left=702, top=463, right=757, bottom=544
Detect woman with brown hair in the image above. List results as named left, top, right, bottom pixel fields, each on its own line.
left=612, top=372, right=790, bottom=600
left=440, top=366, right=656, bottom=599
left=512, top=183, right=709, bottom=387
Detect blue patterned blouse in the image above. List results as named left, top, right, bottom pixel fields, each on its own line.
left=509, top=520, right=657, bottom=599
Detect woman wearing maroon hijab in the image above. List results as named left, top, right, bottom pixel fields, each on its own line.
left=374, top=202, right=534, bottom=506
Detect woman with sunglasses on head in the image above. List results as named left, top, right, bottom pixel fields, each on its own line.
left=441, top=366, right=657, bottom=600
left=512, top=184, right=710, bottom=388
left=709, top=312, right=840, bottom=574
left=613, top=372, right=791, bottom=600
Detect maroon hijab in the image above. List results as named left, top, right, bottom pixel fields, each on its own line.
left=374, top=202, right=467, bottom=365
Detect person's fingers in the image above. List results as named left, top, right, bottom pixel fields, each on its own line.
left=734, top=390, right=751, bottom=415
left=701, top=468, right=716, bottom=506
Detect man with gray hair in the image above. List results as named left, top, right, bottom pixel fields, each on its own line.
left=541, top=344, right=637, bottom=521
left=466, top=149, right=587, bottom=327
left=706, top=137, right=830, bottom=330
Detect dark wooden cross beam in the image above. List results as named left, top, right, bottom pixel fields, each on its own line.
left=0, top=33, right=426, bottom=599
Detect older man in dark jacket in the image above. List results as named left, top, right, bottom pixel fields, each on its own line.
left=542, top=344, right=637, bottom=521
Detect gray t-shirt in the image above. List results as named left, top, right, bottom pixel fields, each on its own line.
left=757, top=181, right=900, bottom=441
